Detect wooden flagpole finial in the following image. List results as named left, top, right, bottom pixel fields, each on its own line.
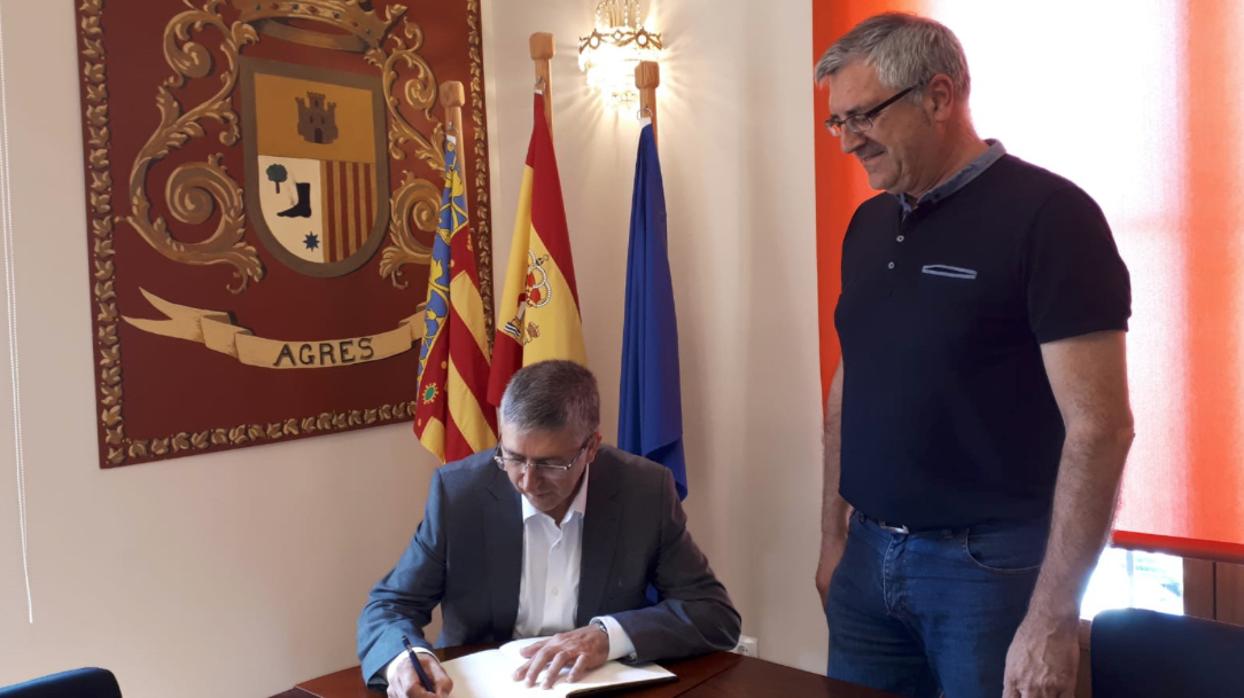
left=529, top=32, right=555, bottom=133
left=636, top=61, right=660, bottom=148
left=438, top=80, right=467, bottom=208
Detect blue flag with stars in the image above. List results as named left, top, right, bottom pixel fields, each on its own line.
left=618, top=123, right=687, bottom=499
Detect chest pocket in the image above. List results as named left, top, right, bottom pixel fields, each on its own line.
left=914, top=261, right=1031, bottom=353
left=921, top=263, right=977, bottom=280
left=918, top=263, right=983, bottom=307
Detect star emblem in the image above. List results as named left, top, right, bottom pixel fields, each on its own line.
left=303, top=232, right=320, bottom=250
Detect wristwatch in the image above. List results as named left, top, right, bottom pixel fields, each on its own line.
left=590, top=618, right=610, bottom=638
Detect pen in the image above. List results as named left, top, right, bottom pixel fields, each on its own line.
left=402, top=634, right=436, bottom=693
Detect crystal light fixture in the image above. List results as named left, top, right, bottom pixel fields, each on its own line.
left=578, top=0, right=662, bottom=111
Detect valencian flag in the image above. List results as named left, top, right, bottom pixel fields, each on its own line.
left=413, top=135, right=497, bottom=462
left=618, top=122, right=687, bottom=499
left=487, top=93, right=588, bottom=404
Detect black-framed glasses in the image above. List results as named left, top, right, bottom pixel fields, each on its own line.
left=824, top=84, right=919, bottom=137
left=493, top=436, right=592, bottom=476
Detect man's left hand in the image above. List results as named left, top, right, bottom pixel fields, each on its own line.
left=514, top=626, right=609, bottom=689
left=1002, top=613, right=1080, bottom=698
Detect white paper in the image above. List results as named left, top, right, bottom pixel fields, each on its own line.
left=441, top=637, right=675, bottom=697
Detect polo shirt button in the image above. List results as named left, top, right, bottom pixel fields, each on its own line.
left=887, top=261, right=895, bottom=269
left=896, top=235, right=905, bottom=242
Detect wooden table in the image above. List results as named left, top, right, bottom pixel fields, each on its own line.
left=273, top=646, right=897, bottom=697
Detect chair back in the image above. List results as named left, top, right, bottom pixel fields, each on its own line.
left=1091, top=608, right=1244, bottom=698
left=0, top=667, right=121, bottom=698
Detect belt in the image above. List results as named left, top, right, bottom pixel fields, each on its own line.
left=872, top=519, right=911, bottom=535
left=856, top=511, right=942, bottom=535
left=856, top=511, right=1047, bottom=536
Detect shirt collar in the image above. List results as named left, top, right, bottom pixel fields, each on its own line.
left=520, top=464, right=590, bottom=526
left=897, top=138, right=1005, bottom=215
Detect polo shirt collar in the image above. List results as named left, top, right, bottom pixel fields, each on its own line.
left=897, top=139, right=1006, bottom=215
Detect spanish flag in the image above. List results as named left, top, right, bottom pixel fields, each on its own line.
left=487, top=93, right=588, bottom=405
left=413, top=134, right=497, bottom=462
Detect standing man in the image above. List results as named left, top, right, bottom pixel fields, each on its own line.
left=359, top=360, right=739, bottom=697
left=814, top=13, right=1133, bottom=698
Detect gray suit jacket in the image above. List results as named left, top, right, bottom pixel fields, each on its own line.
left=356, top=446, right=740, bottom=687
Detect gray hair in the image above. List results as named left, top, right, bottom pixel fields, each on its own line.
left=815, top=13, right=970, bottom=100
left=499, top=360, right=600, bottom=437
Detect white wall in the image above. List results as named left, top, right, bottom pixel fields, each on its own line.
left=0, top=0, right=824, bottom=695
left=483, top=0, right=824, bottom=673
left=0, top=3, right=440, bottom=696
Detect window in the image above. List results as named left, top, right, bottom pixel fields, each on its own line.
left=1080, top=547, right=1184, bottom=621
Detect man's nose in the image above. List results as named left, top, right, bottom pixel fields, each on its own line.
left=516, top=463, right=539, bottom=489
left=840, top=127, right=865, bottom=154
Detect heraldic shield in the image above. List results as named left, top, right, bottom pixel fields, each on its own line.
left=240, top=57, right=391, bottom=277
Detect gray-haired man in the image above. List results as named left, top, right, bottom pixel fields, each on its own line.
left=815, top=12, right=1133, bottom=698
left=359, top=360, right=740, bottom=697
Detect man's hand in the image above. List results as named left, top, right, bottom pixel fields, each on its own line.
left=514, top=626, right=609, bottom=689
left=815, top=531, right=847, bottom=603
left=1002, top=612, right=1080, bottom=698
left=385, top=650, right=453, bottom=698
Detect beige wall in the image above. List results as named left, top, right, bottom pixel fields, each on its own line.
left=0, top=0, right=823, bottom=695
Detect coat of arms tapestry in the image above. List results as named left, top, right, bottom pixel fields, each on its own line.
left=74, top=0, right=493, bottom=467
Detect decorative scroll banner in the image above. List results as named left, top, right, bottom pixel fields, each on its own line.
left=123, top=289, right=424, bottom=370
left=74, top=0, right=494, bottom=467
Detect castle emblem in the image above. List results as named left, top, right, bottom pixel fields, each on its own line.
left=296, top=92, right=339, bottom=145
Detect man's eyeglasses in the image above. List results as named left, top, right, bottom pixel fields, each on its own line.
left=824, top=84, right=919, bottom=137
left=493, top=436, right=592, bottom=476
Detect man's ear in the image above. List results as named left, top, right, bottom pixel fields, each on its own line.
left=585, top=431, right=603, bottom=462
left=923, top=73, right=957, bottom=121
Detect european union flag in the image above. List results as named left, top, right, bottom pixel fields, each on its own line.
left=618, top=123, right=687, bottom=500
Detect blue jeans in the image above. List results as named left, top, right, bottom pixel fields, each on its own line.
left=825, top=510, right=1049, bottom=698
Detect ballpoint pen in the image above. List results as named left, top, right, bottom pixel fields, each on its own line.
left=402, top=634, right=436, bottom=693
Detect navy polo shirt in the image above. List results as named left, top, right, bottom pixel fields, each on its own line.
left=834, top=152, right=1131, bottom=529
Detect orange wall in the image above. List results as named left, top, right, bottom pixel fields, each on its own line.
left=812, top=1, right=920, bottom=402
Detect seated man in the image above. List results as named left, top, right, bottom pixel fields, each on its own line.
left=357, top=360, right=741, bottom=696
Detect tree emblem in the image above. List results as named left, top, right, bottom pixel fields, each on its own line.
left=266, top=163, right=288, bottom=193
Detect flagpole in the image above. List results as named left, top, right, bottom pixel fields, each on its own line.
left=636, top=60, right=659, bottom=149
left=529, top=32, right=555, bottom=134
left=439, top=80, right=467, bottom=208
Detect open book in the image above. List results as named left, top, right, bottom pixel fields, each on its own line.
left=440, top=637, right=676, bottom=697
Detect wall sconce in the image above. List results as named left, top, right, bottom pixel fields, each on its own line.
left=578, top=0, right=662, bottom=111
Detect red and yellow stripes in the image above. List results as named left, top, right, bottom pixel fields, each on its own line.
left=321, top=160, right=376, bottom=263
left=416, top=275, right=496, bottom=461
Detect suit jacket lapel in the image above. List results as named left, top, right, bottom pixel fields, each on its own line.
left=577, top=450, right=622, bottom=626
left=484, top=468, right=522, bottom=640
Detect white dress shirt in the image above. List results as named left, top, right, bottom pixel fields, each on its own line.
left=514, top=466, right=636, bottom=660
